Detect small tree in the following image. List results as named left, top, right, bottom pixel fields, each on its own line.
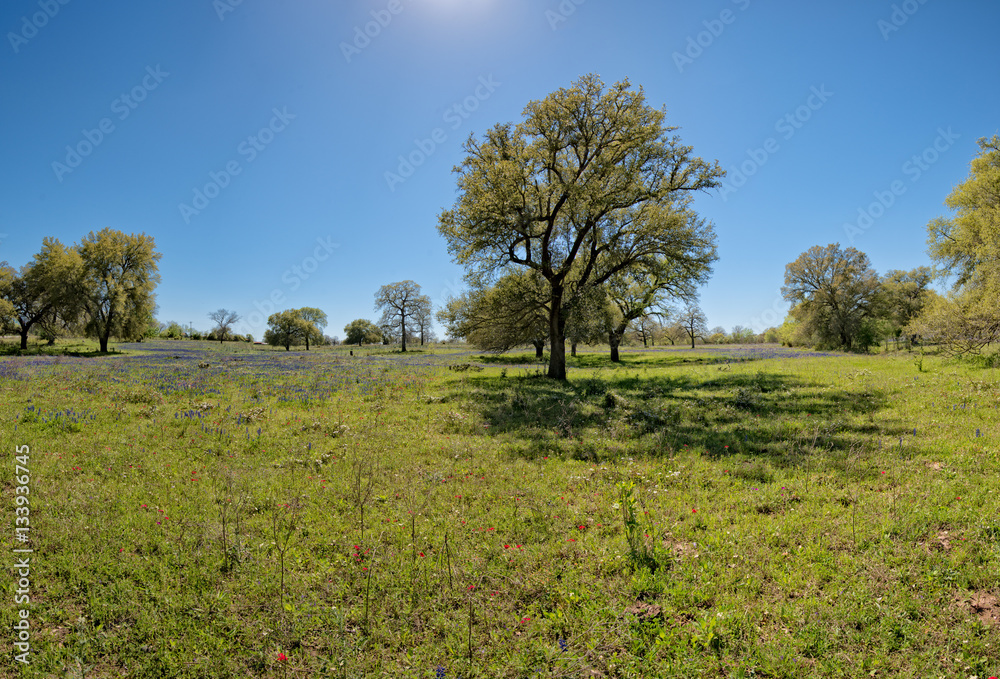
left=374, top=280, right=424, bottom=352
left=678, top=301, right=708, bottom=349
left=343, top=319, right=382, bottom=347
left=264, top=311, right=307, bottom=351
left=411, top=296, right=433, bottom=346
left=208, top=309, right=241, bottom=343
left=296, top=307, right=328, bottom=350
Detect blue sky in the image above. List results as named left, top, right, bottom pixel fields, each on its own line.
left=1, top=0, right=997, bottom=340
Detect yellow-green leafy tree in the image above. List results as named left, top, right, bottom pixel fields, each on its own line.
left=438, top=74, right=722, bottom=379
left=922, top=135, right=1000, bottom=352
left=78, top=229, right=161, bottom=353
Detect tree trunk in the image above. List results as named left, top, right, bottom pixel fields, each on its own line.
left=609, top=331, right=622, bottom=363
left=571, top=342, right=577, bottom=357
left=19, top=328, right=28, bottom=350
left=401, top=319, right=407, bottom=352
left=546, top=288, right=567, bottom=380
left=690, top=331, right=695, bottom=349
left=533, top=340, right=544, bottom=359
left=99, top=336, right=109, bottom=353
left=305, top=336, right=310, bottom=350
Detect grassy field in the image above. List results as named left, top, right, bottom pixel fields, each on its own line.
left=2, top=338, right=999, bottom=678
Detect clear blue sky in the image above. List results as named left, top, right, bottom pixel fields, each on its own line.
left=2, top=0, right=998, bottom=339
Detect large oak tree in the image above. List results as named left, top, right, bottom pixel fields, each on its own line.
left=438, top=74, right=722, bottom=379
left=782, top=244, right=881, bottom=351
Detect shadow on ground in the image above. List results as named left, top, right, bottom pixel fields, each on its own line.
left=446, top=368, right=911, bottom=472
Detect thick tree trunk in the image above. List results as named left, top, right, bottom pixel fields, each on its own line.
left=571, top=342, right=577, bottom=357
left=99, top=336, right=109, bottom=353
left=690, top=332, right=695, bottom=349
left=609, top=331, right=622, bottom=363
left=19, top=328, right=28, bottom=350
left=547, top=287, right=567, bottom=380
left=401, top=319, right=407, bottom=352
left=533, top=340, right=544, bottom=359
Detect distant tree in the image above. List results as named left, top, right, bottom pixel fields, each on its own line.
left=566, top=285, right=614, bottom=357
left=162, top=321, right=184, bottom=339
left=1, top=239, right=82, bottom=350
left=881, top=267, right=935, bottom=347
left=145, top=318, right=164, bottom=340
left=323, top=334, right=340, bottom=346
left=77, top=229, right=161, bottom=353
left=411, top=296, right=433, bottom=346
left=437, top=74, right=722, bottom=379
left=343, top=319, right=382, bottom=347
left=662, top=322, right=687, bottom=346
left=730, top=325, right=756, bottom=344
left=263, top=310, right=308, bottom=351
left=782, top=243, right=881, bottom=351
left=604, top=260, right=700, bottom=361
left=296, top=307, right=328, bottom=350
left=374, top=280, right=424, bottom=352
left=678, top=301, right=708, bottom=349
left=208, top=309, right=241, bottom=344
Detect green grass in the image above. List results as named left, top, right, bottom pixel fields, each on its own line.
left=2, top=340, right=999, bottom=677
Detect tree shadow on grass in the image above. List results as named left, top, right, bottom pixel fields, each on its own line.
left=448, top=369, right=913, bottom=473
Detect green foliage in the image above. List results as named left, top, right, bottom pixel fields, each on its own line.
left=617, top=480, right=666, bottom=572
left=927, top=135, right=1000, bottom=310
left=343, top=318, right=382, bottom=346
left=437, top=271, right=549, bottom=351
left=2, top=238, right=83, bottom=349
left=782, top=243, right=881, bottom=351
left=438, top=73, right=723, bottom=379
left=262, top=308, right=326, bottom=351
left=78, top=228, right=162, bottom=352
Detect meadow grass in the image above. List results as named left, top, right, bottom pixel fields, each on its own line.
left=2, top=339, right=998, bottom=678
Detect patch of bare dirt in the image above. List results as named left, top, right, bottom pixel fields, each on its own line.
left=954, top=591, right=1000, bottom=627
